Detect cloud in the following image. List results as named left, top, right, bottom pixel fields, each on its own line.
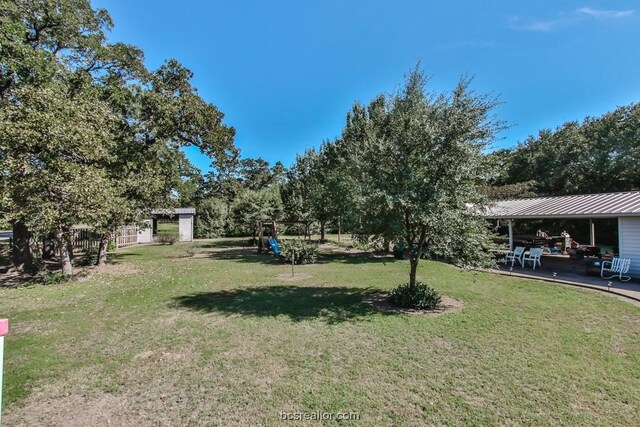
left=507, top=16, right=574, bottom=32
left=577, top=7, right=634, bottom=19
left=509, top=6, right=635, bottom=32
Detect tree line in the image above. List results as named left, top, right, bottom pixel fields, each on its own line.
left=487, top=103, right=640, bottom=199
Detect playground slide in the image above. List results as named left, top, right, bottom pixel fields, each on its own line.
left=268, top=237, right=281, bottom=256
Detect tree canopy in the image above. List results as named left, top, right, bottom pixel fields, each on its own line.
left=488, top=103, right=640, bottom=198
left=0, top=0, right=236, bottom=273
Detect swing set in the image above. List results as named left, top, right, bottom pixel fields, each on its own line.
left=256, top=220, right=312, bottom=254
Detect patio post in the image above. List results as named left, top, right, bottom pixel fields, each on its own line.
left=508, top=219, right=514, bottom=251
left=589, top=219, right=595, bottom=246
left=0, top=318, right=8, bottom=426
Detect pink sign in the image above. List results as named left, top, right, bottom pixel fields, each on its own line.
left=0, top=319, right=8, bottom=337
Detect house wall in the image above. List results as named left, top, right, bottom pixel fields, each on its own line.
left=137, top=219, right=153, bottom=243
left=618, top=217, right=640, bottom=277
left=178, top=214, right=194, bottom=242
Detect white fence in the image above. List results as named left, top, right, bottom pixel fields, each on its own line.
left=116, top=226, right=139, bottom=248
left=70, top=225, right=140, bottom=251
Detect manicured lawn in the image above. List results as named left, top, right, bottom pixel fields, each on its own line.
left=1, top=238, right=639, bottom=425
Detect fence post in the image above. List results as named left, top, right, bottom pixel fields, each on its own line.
left=0, top=318, right=8, bottom=426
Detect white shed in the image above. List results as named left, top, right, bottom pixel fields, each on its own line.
left=137, top=219, right=153, bottom=243
left=148, top=208, right=196, bottom=242
left=484, top=191, right=640, bottom=277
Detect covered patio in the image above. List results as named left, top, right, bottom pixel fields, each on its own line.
left=484, top=191, right=640, bottom=298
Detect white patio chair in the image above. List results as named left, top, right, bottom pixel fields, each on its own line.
left=505, top=246, right=525, bottom=267
left=601, top=257, right=631, bottom=281
left=522, top=248, right=543, bottom=270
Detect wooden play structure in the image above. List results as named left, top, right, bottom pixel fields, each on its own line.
left=256, top=220, right=311, bottom=253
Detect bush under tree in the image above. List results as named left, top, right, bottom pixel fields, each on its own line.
left=390, top=282, right=442, bottom=310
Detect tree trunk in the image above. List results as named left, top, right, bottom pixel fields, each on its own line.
left=96, top=233, right=109, bottom=266
left=338, top=217, right=341, bottom=243
left=409, top=257, right=419, bottom=286
left=406, top=224, right=427, bottom=287
left=66, top=236, right=75, bottom=261
left=383, top=237, right=390, bottom=253
left=12, top=221, right=34, bottom=271
left=57, top=230, right=73, bottom=276
left=320, top=220, right=326, bottom=242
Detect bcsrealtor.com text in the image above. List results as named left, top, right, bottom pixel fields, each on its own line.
left=279, top=411, right=360, bottom=421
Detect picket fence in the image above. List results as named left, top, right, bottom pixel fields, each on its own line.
left=70, top=225, right=139, bottom=251
left=116, top=226, right=139, bottom=248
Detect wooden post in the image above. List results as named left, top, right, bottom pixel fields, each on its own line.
left=257, top=221, right=264, bottom=252
left=0, top=319, right=8, bottom=426
left=291, top=249, right=295, bottom=278
left=508, top=219, right=514, bottom=251
left=589, top=219, right=595, bottom=246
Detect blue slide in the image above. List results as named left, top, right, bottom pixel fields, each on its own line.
left=268, top=237, right=281, bottom=256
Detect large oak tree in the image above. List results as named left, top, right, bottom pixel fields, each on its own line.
left=0, top=0, right=236, bottom=273
left=341, top=69, right=502, bottom=285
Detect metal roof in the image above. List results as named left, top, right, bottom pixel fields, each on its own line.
left=151, top=207, right=196, bottom=215
left=484, top=191, right=640, bottom=219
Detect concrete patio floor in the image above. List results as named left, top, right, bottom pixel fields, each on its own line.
left=492, top=254, right=640, bottom=304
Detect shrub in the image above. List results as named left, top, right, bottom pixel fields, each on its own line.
left=390, top=282, right=442, bottom=310
left=36, top=271, right=69, bottom=285
left=158, top=233, right=179, bottom=245
left=195, top=198, right=228, bottom=238
left=280, top=239, right=318, bottom=265
left=350, top=233, right=385, bottom=251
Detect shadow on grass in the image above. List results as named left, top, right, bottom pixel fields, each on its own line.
left=321, top=252, right=396, bottom=265
left=108, top=252, right=142, bottom=263
left=209, top=248, right=282, bottom=265
left=172, top=285, right=393, bottom=323
left=196, top=239, right=253, bottom=249
left=204, top=247, right=397, bottom=267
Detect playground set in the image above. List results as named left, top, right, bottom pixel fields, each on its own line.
left=255, top=220, right=312, bottom=256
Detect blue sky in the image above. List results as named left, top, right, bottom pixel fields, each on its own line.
left=94, top=0, right=640, bottom=171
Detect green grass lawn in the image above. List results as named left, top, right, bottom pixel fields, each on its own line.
left=1, top=238, right=639, bottom=425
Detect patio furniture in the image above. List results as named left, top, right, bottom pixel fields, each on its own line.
left=505, top=246, right=525, bottom=267
left=523, top=248, right=543, bottom=269
left=601, top=257, right=631, bottom=281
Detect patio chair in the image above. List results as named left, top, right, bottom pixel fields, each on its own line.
left=601, top=257, right=631, bottom=281
left=505, top=246, right=525, bottom=267
left=522, top=248, right=543, bottom=270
